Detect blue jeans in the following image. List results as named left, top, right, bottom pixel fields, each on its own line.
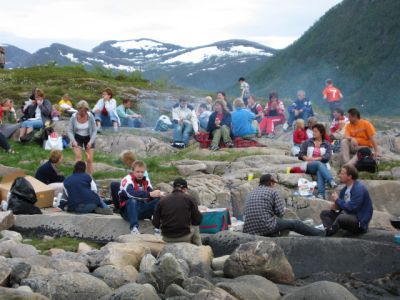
left=306, top=161, right=333, bottom=197
left=95, top=112, right=119, bottom=127
left=120, top=198, right=159, bottom=229
left=74, top=199, right=108, bottom=214
left=287, top=109, right=312, bottom=127
left=21, top=119, right=43, bottom=129
left=121, top=117, right=142, bottom=128
left=173, top=123, right=193, bottom=145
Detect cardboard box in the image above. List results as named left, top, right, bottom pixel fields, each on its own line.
left=0, top=171, right=55, bottom=208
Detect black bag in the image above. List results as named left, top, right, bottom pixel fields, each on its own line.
left=7, top=177, right=42, bottom=215
left=355, top=147, right=378, bottom=173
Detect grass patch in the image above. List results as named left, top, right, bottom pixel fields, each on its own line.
left=23, top=236, right=102, bottom=253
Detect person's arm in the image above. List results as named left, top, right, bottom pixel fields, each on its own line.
left=277, top=101, right=285, bottom=115
left=297, top=140, right=308, bottom=161
left=152, top=203, right=161, bottom=228
left=335, top=184, right=365, bottom=213
left=223, top=113, right=232, bottom=128
left=273, top=191, right=285, bottom=218
left=370, top=135, right=380, bottom=156
left=67, top=118, right=77, bottom=145
left=125, top=183, right=151, bottom=200
left=320, top=142, right=332, bottom=163
left=39, top=100, right=53, bottom=118
left=116, top=105, right=128, bottom=119
left=88, top=114, right=97, bottom=145
left=207, top=113, right=216, bottom=132
left=106, top=99, right=117, bottom=112
left=190, top=199, right=203, bottom=226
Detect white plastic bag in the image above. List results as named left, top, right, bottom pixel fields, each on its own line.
left=44, top=132, right=63, bottom=150
left=297, top=178, right=317, bottom=197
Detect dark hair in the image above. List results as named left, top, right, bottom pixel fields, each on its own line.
left=238, top=77, right=245, bottom=82
left=199, top=103, right=208, bottom=110
left=217, top=91, right=226, bottom=97
left=342, top=165, right=359, bottom=180
left=312, top=123, right=326, bottom=140
left=326, top=79, right=333, bottom=85
left=122, top=99, right=131, bottom=104
left=102, top=88, right=113, bottom=98
left=73, top=161, right=86, bottom=173
left=259, top=174, right=277, bottom=186
left=334, top=107, right=344, bottom=116
left=269, top=92, right=278, bottom=101
left=347, top=108, right=361, bottom=119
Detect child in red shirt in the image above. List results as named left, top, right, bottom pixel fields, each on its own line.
left=291, top=119, right=307, bottom=156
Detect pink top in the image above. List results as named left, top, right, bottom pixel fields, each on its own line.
left=312, top=145, right=321, bottom=158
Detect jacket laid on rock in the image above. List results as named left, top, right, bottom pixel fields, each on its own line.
left=335, top=180, right=373, bottom=231
left=298, top=138, right=332, bottom=163
left=171, top=103, right=199, bottom=132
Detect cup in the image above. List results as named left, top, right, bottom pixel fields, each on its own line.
left=247, top=172, right=254, bottom=181
left=286, top=167, right=291, bottom=174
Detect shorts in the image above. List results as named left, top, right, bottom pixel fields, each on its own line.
left=74, top=134, right=95, bottom=150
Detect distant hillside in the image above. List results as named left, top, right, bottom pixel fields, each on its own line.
left=247, top=0, right=400, bottom=116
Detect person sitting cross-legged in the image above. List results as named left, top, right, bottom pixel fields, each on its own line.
left=231, top=98, right=258, bottom=139
left=116, top=99, right=143, bottom=128
left=206, top=99, right=233, bottom=151
left=118, top=160, right=161, bottom=234
left=152, top=178, right=203, bottom=245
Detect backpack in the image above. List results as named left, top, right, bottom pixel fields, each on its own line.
left=154, top=115, right=172, bottom=132
left=355, top=147, right=378, bottom=173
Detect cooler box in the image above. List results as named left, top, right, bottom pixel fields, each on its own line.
left=195, top=132, right=211, bottom=149
left=200, top=208, right=231, bottom=234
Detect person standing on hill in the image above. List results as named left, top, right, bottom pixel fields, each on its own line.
left=238, top=77, right=250, bottom=106
left=0, top=47, right=5, bottom=69
left=323, top=79, right=343, bottom=117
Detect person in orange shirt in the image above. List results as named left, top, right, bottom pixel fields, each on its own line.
left=323, top=79, right=343, bottom=117
left=340, top=108, right=380, bottom=167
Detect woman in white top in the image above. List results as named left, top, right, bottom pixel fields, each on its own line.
left=67, top=100, right=97, bottom=174
left=93, top=88, right=120, bottom=132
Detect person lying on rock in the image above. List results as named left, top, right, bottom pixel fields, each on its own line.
left=152, top=178, right=203, bottom=245
left=118, top=160, right=161, bottom=234
left=243, top=174, right=325, bottom=237
left=320, top=165, right=373, bottom=236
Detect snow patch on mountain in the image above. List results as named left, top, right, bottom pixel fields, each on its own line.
left=111, top=40, right=167, bottom=52
left=103, top=63, right=136, bottom=72
left=60, top=52, right=79, bottom=63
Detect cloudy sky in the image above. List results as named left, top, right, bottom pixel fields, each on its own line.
left=1, top=0, right=341, bottom=53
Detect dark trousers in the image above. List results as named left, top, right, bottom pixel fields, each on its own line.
left=110, top=181, right=120, bottom=209
left=320, top=210, right=364, bottom=235
left=0, top=132, right=10, bottom=151
left=269, top=218, right=324, bottom=237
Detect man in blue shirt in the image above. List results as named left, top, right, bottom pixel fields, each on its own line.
left=320, top=165, right=373, bottom=236
left=284, top=90, right=314, bottom=131
left=231, top=98, right=257, bottom=138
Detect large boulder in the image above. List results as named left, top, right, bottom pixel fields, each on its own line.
left=362, top=180, right=400, bottom=215
left=282, top=281, right=358, bottom=300
left=0, top=211, right=15, bottom=231
left=139, top=254, right=157, bottom=273
left=115, top=234, right=166, bottom=256
left=92, top=265, right=138, bottom=289
left=216, top=275, right=281, bottom=300
left=223, top=241, right=294, bottom=284
left=0, top=230, right=23, bottom=242
left=100, top=283, right=160, bottom=300
left=21, top=272, right=112, bottom=300
left=192, top=287, right=238, bottom=300
left=0, top=240, right=38, bottom=258
left=172, top=160, right=208, bottom=176
left=0, top=287, right=49, bottom=300
left=159, top=243, right=214, bottom=278
left=277, top=173, right=313, bottom=188
left=229, top=179, right=258, bottom=218
left=0, top=260, right=11, bottom=286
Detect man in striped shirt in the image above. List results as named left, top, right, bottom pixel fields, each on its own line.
left=243, top=174, right=324, bottom=236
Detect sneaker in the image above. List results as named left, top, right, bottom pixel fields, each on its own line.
left=94, top=207, right=113, bottom=215
left=210, top=145, right=220, bottom=151
left=267, top=133, right=275, bottom=139
left=97, top=126, right=102, bottom=133
left=317, top=194, right=325, bottom=199
left=314, top=224, right=325, bottom=230
left=130, top=226, right=140, bottom=235
left=283, top=122, right=289, bottom=131
left=330, top=180, right=338, bottom=189
left=154, top=228, right=161, bottom=236
left=225, top=142, right=234, bottom=148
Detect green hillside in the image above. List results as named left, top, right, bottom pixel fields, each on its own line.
left=248, top=0, right=400, bottom=116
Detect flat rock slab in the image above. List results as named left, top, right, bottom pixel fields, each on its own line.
left=12, top=210, right=154, bottom=242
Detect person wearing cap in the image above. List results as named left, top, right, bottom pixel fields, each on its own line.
left=152, top=178, right=203, bottom=245
left=119, top=160, right=161, bottom=234
left=243, top=174, right=324, bottom=237
left=67, top=100, right=97, bottom=175
left=171, top=96, right=199, bottom=148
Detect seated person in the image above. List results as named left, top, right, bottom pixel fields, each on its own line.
left=298, top=124, right=337, bottom=199
left=291, top=119, right=307, bottom=156
left=204, top=96, right=213, bottom=111
left=60, top=161, right=112, bottom=214
left=0, top=98, right=17, bottom=123
left=116, top=99, right=143, bottom=128
left=19, top=89, right=52, bottom=141
left=285, top=90, right=314, bottom=131
left=231, top=98, right=258, bottom=139
left=207, top=99, right=233, bottom=151
left=118, top=160, right=161, bottom=234
left=306, top=117, right=331, bottom=142
left=153, top=178, right=203, bottom=245
left=197, top=103, right=212, bottom=132
left=0, top=132, right=14, bottom=153
left=243, top=174, right=324, bottom=236
left=93, top=88, right=120, bottom=132
left=35, top=150, right=65, bottom=195
left=259, top=92, right=285, bottom=138
left=247, top=95, right=263, bottom=123
left=330, top=107, right=348, bottom=135
left=171, top=96, right=199, bottom=148
left=216, top=91, right=233, bottom=111
left=58, top=93, right=76, bottom=115
left=320, top=165, right=373, bottom=236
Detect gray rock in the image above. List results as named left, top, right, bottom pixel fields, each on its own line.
left=391, top=166, right=400, bottom=179
left=362, top=180, right=400, bottom=215
left=192, top=287, right=238, bottom=300
left=48, top=259, right=89, bottom=273
left=224, top=241, right=294, bottom=284
left=0, top=230, right=23, bottom=242
left=282, top=281, right=358, bottom=300
left=165, top=284, right=194, bottom=299
left=137, top=253, right=189, bottom=293
left=10, top=262, right=31, bottom=285
left=21, top=272, right=112, bottom=300
left=159, top=243, right=213, bottom=278
left=182, top=276, right=214, bottom=290
left=51, top=251, right=91, bottom=267
left=229, top=180, right=258, bottom=218
left=100, top=283, right=160, bottom=300
left=216, top=275, right=280, bottom=300
left=172, top=160, right=208, bottom=176
left=115, top=234, right=166, bottom=256
left=0, top=211, right=15, bottom=231
left=139, top=253, right=157, bottom=273
left=211, top=255, right=230, bottom=271
left=0, top=286, right=49, bottom=299
left=0, top=260, right=11, bottom=286
left=10, top=243, right=39, bottom=258
left=92, top=264, right=138, bottom=289
left=277, top=173, right=313, bottom=188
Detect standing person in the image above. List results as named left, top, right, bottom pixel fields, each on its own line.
left=93, top=88, right=120, bottom=132
left=259, top=92, right=286, bottom=138
left=298, top=124, right=337, bottom=199
left=171, top=96, right=199, bottom=148
left=67, top=100, right=97, bottom=175
left=60, top=161, right=112, bottom=214
left=119, top=161, right=161, bottom=234
left=197, top=103, right=212, bottom=132
left=153, top=178, right=203, bottom=245
left=243, top=174, right=324, bottom=236
left=19, top=89, right=52, bottom=140
left=247, top=95, right=263, bottom=123
left=323, top=79, right=343, bottom=117
left=207, top=99, right=233, bottom=151
left=340, top=108, right=380, bottom=167
left=285, top=90, right=314, bottom=131
left=116, top=99, right=143, bottom=128
left=238, top=77, right=250, bottom=106
left=320, top=165, right=373, bottom=236
left=35, top=150, right=65, bottom=195
left=231, top=99, right=258, bottom=139
left=0, top=47, right=5, bottom=69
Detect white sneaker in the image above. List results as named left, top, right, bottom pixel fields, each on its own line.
left=315, top=224, right=325, bottom=230
left=283, top=122, right=289, bottom=131
left=130, top=226, right=140, bottom=235
left=154, top=228, right=161, bottom=236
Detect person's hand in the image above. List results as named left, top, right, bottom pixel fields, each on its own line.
left=71, top=141, right=78, bottom=147
left=330, top=203, right=338, bottom=210
left=52, top=207, right=62, bottom=212
left=94, top=109, right=100, bottom=113
left=294, top=109, right=299, bottom=116
left=36, top=99, right=43, bottom=106
left=150, top=190, right=162, bottom=198
left=86, top=143, right=91, bottom=150
left=178, top=119, right=183, bottom=125
left=215, top=119, right=221, bottom=126
left=373, top=151, right=382, bottom=158
left=194, top=132, right=200, bottom=136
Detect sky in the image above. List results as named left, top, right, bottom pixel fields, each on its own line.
left=0, top=0, right=342, bottom=53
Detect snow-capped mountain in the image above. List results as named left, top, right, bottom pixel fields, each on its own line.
left=4, top=38, right=277, bottom=91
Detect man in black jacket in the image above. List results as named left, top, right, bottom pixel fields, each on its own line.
left=152, top=178, right=203, bottom=245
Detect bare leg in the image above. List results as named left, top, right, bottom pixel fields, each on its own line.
left=86, top=148, right=94, bottom=175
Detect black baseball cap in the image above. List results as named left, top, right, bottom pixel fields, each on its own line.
left=259, top=174, right=278, bottom=185
left=173, top=178, right=188, bottom=189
